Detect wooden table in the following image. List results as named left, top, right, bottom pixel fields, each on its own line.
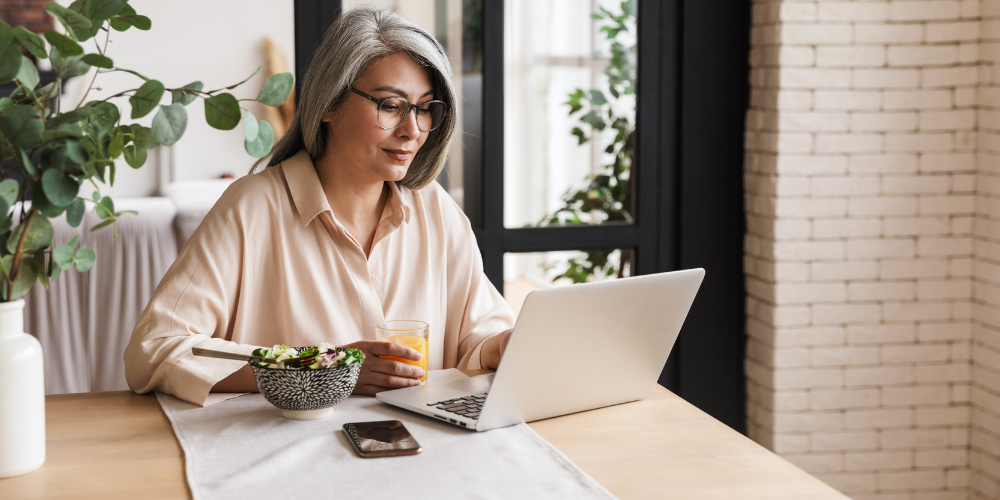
left=4, top=382, right=846, bottom=499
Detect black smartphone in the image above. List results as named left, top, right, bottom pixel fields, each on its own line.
left=343, top=420, right=422, bottom=458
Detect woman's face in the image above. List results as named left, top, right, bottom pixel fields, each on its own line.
left=323, top=52, right=434, bottom=184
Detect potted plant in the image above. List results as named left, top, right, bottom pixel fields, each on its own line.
left=0, top=0, right=292, bottom=478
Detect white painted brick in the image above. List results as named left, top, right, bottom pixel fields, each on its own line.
left=776, top=155, right=848, bottom=175
left=812, top=219, right=881, bottom=238
left=811, top=346, right=881, bottom=367
left=811, top=389, right=881, bottom=411
left=888, top=45, right=960, bottom=67
left=779, top=112, right=850, bottom=132
left=915, top=406, right=970, bottom=425
left=773, top=435, right=810, bottom=454
left=784, top=454, right=842, bottom=474
left=883, top=216, right=950, bottom=236
left=774, top=283, right=847, bottom=304
left=849, top=197, right=918, bottom=217
left=846, top=408, right=915, bottom=428
left=813, top=473, right=876, bottom=494
left=818, top=3, right=889, bottom=22
left=780, top=69, right=853, bottom=89
left=815, top=134, right=885, bottom=153
left=885, top=132, right=954, bottom=152
left=922, top=66, right=979, bottom=87
left=882, top=175, right=951, bottom=194
left=817, top=46, right=886, bottom=67
left=781, top=24, right=853, bottom=45
left=847, top=239, right=916, bottom=259
left=915, top=449, right=969, bottom=467
left=881, top=259, right=950, bottom=279
left=885, top=90, right=953, bottom=110
left=914, top=363, right=972, bottom=383
left=855, top=24, right=924, bottom=44
left=773, top=327, right=846, bottom=347
left=882, top=385, right=952, bottom=406
left=854, top=69, right=921, bottom=89
left=850, top=154, right=919, bottom=174
left=881, top=428, right=950, bottom=448
left=778, top=2, right=817, bottom=22
left=812, top=261, right=879, bottom=281
left=883, top=344, right=951, bottom=363
left=919, top=322, right=971, bottom=341
left=959, top=41, right=979, bottom=63
left=773, top=412, right=845, bottom=432
left=918, top=279, right=972, bottom=299
left=921, top=153, right=976, bottom=172
left=889, top=1, right=961, bottom=22
left=815, top=91, right=882, bottom=111
left=920, top=195, right=976, bottom=214
left=848, top=282, right=917, bottom=301
left=846, top=366, right=915, bottom=387
left=813, top=304, right=882, bottom=325
left=773, top=241, right=846, bottom=260
left=811, top=176, right=881, bottom=196
left=920, top=110, right=977, bottom=131
left=926, top=21, right=982, bottom=42
left=848, top=324, right=917, bottom=344
left=850, top=112, right=918, bottom=132
left=884, top=302, right=952, bottom=321
left=878, top=470, right=947, bottom=491
left=811, top=431, right=878, bottom=451
left=844, top=451, right=914, bottom=472
left=775, top=198, right=848, bottom=217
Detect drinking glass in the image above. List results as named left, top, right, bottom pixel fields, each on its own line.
left=376, top=320, right=429, bottom=382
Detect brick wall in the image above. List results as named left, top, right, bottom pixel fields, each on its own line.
left=746, top=1, right=978, bottom=498
left=0, top=0, right=52, bottom=35
left=974, top=2, right=1000, bottom=497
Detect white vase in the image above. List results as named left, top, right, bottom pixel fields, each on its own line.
left=0, top=299, right=45, bottom=478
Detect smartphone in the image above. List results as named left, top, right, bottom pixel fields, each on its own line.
left=343, top=420, right=422, bottom=458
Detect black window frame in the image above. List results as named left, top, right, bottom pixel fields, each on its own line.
left=293, top=0, right=748, bottom=433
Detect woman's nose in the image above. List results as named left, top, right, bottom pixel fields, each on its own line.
left=395, top=109, right=421, bottom=139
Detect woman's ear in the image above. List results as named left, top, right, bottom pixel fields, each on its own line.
left=322, top=109, right=335, bottom=123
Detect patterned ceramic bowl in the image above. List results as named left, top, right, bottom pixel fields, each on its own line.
left=250, top=347, right=362, bottom=420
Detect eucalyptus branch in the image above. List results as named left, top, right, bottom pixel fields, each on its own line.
left=8, top=209, right=36, bottom=298
left=77, top=24, right=113, bottom=108
left=97, top=88, right=138, bottom=103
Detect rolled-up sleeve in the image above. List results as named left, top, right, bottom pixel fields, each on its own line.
left=124, top=184, right=258, bottom=406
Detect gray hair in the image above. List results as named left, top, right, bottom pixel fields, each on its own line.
left=250, top=5, right=456, bottom=190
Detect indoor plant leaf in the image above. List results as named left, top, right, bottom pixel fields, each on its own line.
left=49, top=48, right=90, bottom=78
left=117, top=15, right=151, bottom=31
left=44, top=30, right=83, bottom=57
left=66, top=199, right=85, bottom=228
left=204, top=93, right=240, bottom=130
left=41, top=169, right=79, bottom=207
left=129, top=79, right=165, bottom=119
left=15, top=146, right=36, bottom=176
left=242, top=111, right=259, bottom=142
left=53, top=242, right=74, bottom=270
left=13, top=27, right=46, bottom=59
left=244, top=119, right=274, bottom=158
left=15, top=56, right=38, bottom=90
left=0, top=19, right=13, bottom=51
left=74, top=246, right=96, bottom=272
left=109, top=3, right=136, bottom=31
left=107, top=130, right=125, bottom=158
left=0, top=43, right=22, bottom=84
left=48, top=107, right=99, bottom=128
left=45, top=3, right=92, bottom=36
left=0, top=104, right=44, bottom=149
left=31, top=183, right=65, bottom=218
left=171, top=81, right=203, bottom=106
left=81, top=53, right=113, bottom=69
left=256, top=73, right=294, bottom=106
left=133, top=125, right=159, bottom=150
left=9, top=257, right=36, bottom=300
left=82, top=101, right=120, bottom=132
left=32, top=251, right=48, bottom=289
left=94, top=195, right=114, bottom=219
left=0, top=179, right=18, bottom=206
left=152, top=104, right=187, bottom=146
left=123, top=144, right=147, bottom=168
left=7, top=214, right=53, bottom=254
left=84, top=0, right=129, bottom=24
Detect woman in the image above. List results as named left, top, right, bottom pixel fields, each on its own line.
left=124, top=6, right=515, bottom=406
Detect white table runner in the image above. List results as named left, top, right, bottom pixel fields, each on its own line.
left=157, top=377, right=617, bottom=500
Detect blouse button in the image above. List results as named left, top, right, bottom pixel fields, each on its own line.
left=371, top=275, right=378, bottom=283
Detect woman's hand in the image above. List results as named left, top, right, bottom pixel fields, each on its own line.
left=480, top=330, right=513, bottom=370
left=342, top=340, right=425, bottom=395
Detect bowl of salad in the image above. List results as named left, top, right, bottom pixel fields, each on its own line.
left=249, top=343, right=365, bottom=420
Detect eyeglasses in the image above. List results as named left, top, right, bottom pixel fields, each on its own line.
left=350, top=87, right=447, bottom=132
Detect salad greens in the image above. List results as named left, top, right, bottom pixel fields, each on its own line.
left=251, top=343, right=364, bottom=370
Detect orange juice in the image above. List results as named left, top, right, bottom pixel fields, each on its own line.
left=381, top=335, right=428, bottom=382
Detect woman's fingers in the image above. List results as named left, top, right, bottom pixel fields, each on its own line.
left=366, top=355, right=425, bottom=379
left=367, top=340, right=422, bottom=361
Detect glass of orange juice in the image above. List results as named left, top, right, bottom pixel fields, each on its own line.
left=376, top=320, right=429, bottom=382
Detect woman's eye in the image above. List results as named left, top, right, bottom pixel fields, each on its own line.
left=383, top=104, right=401, bottom=112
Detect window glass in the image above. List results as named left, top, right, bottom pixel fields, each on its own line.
left=503, top=0, right=637, bottom=228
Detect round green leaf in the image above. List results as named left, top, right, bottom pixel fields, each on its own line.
left=31, top=183, right=65, bottom=218
left=66, top=198, right=85, bottom=228
left=13, top=27, right=46, bottom=59
left=0, top=179, right=18, bottom=206
left=244, top=120, right=274, bottom=158
left=83, top=101, right=120, bottom=132
left=53, top=242, right=74, bottom=270
left=123, top=144, right=147, bottom=168
left=74, top=246, right=95, bottom=272
left=85, top=0, right=129, bottom=23
left=44, top=30, right=82, bottom=57
left=49, top=107, right=100, bottom=128
left=242, top=111, right=259, bottom=142
left=133, top=125, right=159, bottom=150
left=9, top=258, right=37, bottom=300
left=14, top=56, right=38, bottom=90
left=7, top=214, right=53, bottom=253
left=0, top=20, right=13, bottom=52
left=256, top=73, right=294, bottom=106
left=152, top=104, right=187, bottom=146
left=108, top=3, right=135, bottom=32
left=95, top=195, right=114, bottom=219
left=117, top=15, right=150, bottom=31
left=108, top=131, right=125, bottom=158
left=0, top=43, right=22, bottom=84
left=0, top=104, right=44, bottom=149
left=129, top=80, right=164, bottom=119
left=41, top=169, right=79, bottom=207
left=172, top=81, right=203, bottom=106
left=46, top=3, right=92, bottom=36
left=50, top=49, right=90, bottom=78
left=81, top=53, right=113, bottom=69
left=204, top=93, right=241, bottom=130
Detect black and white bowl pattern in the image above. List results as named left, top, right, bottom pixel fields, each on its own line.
left=250, top=347, right=362, bottom=412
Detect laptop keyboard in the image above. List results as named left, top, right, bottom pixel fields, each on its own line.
left=427, top=392, right=488, bottom=420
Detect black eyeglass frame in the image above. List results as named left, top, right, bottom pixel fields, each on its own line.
left=349, top=87, right=448, bottom=132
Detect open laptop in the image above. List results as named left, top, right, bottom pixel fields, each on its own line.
left=376, top=268, right=705, bottom=431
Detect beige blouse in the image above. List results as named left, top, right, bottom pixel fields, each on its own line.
left=124, top=150, right=515, bottom=406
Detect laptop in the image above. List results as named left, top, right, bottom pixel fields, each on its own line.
left=376, top=268, right=705, bottom=431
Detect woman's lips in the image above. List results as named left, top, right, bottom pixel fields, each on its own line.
left=383, top=149, right=412, bottom=161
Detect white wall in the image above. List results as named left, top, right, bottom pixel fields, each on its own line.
left=57, top=0, right=295, bottom=197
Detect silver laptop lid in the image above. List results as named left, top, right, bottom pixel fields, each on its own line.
left=476, top=268, right=705, bottom=431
